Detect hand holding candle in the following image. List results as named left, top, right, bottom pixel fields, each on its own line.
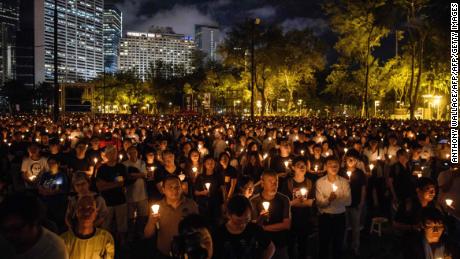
left=262, top=201, right=270, bottom=212
left=332, top=183, right=338, bottom=192
left=205, top=182, right=211, bottom=191
left=346, top=171, right=352, bottom=178
left=151, top=204, right=160, bottom=215
left=300, top=188, right=307, bottom=199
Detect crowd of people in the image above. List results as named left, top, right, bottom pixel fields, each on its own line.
left=0, top=114, right=458, bottom=259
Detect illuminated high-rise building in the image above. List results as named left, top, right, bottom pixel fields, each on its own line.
left=119, top=27, right=195, bottom=80
left=17, top=0, right=104, bottom=85
left=0, top=0, right=19, bottom=87
left=195, top=24, right=221, bottom=62
left=103, top=4, right=122, bottom=74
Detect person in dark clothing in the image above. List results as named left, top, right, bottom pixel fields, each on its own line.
left=281, top=156, right=315, bottom=259
left=194, top=155, right=225, bottom=229
left=250, top=170, right=291, bottom=259
left=213, top=195, right=275, bottom=259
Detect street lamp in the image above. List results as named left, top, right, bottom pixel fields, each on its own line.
left=297, top=99, right=303, bottom=115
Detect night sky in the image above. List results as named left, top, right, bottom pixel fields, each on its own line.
left=109, top=0, right=329, bottom=36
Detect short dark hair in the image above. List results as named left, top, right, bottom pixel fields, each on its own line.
left=227, top=195, right=252, bottom=217
left=163, top=174, right=181, bottom=186
left=324, top=155, right=339, bottom=164
left=396, top=149, right=407, bottom=158
left=419, top=207, right=444, bottom=226
left=292, top=156, right=307, bottom=166
left=178, top=214, right=209, bottom=235
left=416, top=177, right=436, bottom=190
left=0, top=192, right=45, bottom=227
left=261, top=169, right=277, bottom=179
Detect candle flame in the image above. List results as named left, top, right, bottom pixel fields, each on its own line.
left=262, top=201, right=270, bottom=211
left=332, top=183, right=338, bottom=192
left=446, top=199, right=454, bottom=207
left=151, top=204, right=160, bottom=215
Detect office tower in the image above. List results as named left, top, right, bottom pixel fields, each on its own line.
left=17, top=0, right=104, bottom=85
left=0, top=0, right=19, bottom=87
left=195, top=24, right=221, bottom=62
left=103, top=4, right=122, bottom=74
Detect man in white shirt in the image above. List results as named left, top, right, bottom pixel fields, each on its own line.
left=315, top=156, right=351, bottom=259
left=21, top=143, right=49, bottom=190
left=123, top=146, right=148, bottom=240
left=0, top=193, right=68, bottom=259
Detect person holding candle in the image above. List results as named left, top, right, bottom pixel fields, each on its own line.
left=194, top=155, right=225, bottom=228
left=437, top=164, right=460, bottom=245
left=37, top=157, right=69, bottom=233
left=123, top=146, right=149, bottom=241
left=394, top=177, right=437, bottom=234
left=144, top=175, right=198, bottom=257
left=315, top=156, right=351, bottom=259
left=339, top=150, right=366, bottom=256
left=307, top=144, right=326, bottom=182
left=95, top=145, right=128, bottom=245
left=156, top=150, right=189, bottom=195
left=61, top=195, right=115, bottom=259
left=280, top=156, right=315, bottom=259
left=250, top=170, right=291, bottom=259
left=213, top=195, right=275, bottom=259
left=236, top=175, right=256, bottom=199
left=269, top=139, right=295, bottom=191
left=21, top=142, right=49, bottom=191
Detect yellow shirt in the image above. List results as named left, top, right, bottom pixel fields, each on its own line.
left=61, top=228, right=114, bottom=259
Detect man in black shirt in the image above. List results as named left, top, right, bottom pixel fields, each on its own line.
left=95, top=144, right=128, bottom=244
left=281, top=156, right=315, bottom=259
left=68, top=141, right=93, bottom=177
left=250, top=170, right=291, bottom=259
left=389, top=149, right=415, bottom=209
left=340, top=150, right=367, bottom=256
left=214, top=195, right=275, bottom=259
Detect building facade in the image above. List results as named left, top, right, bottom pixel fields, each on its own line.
left=195, top=24, right=221, bottom=62
left=17, top=0, right=104, bottom=85
left=0, top=0, right=19, bottom=87
left=103, top=4, right=122, bottom=74
left=119, top=27, right=195, bottom=80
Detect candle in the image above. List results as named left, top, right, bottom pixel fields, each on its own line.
left=344, top=148, right=348, bottom=153
left=29, top=175, right=37, bottom=181
left=370, top=164, right=374, bottom=171
left=262, top=201, right=270, bottom=211
left=179, top=174, right=186, bottom=181
left=151, top=204, right=160, bottom=215
left=198, top=144, right=202, bottom=149
left=314, top=165, right=318, bottom=172
left=94, top=158, right=98, bottom=164
left=445, top=199, right=454, bottom=207
left=284, top=161, right=289, bottom=168
left=119, top=154, right=123, bottom=161
left=192, top=167, right=198, bottom=173
left=417, top=172, right=422, bottom=178
left=240, top=148, right=244, bottom=152
left=60, top=138, right=64, bottom=142
left=388, top=155, right=392, bottom=159
left=205, top=183, right=211, bottom=191
left=300, top=188, right=307, bottom=197
left=446, top=154, right=450, bottom=159
left=225, top=141, right=229, bottom=145
left=35, top=138, right=40, bottom=142
left=301, top=150, right=305, bottom=156
left=346, top=171, right=352, bottom=178
left=332, top=183, right=338, bottom=192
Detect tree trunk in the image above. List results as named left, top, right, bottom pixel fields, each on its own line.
left=362, top=25, right=374, bottom=118
left=408, top=42, right=416, bottom=119
left=411, top=36, right=425, bottom=119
